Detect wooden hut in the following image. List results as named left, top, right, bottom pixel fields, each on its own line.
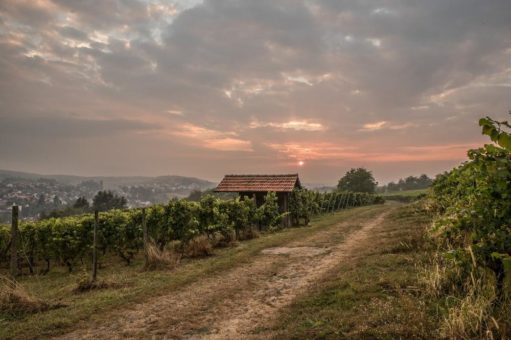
left=214, top=174, right=302, bottom=227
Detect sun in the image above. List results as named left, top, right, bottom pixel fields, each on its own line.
left=298, top=160, right=305, bottom=167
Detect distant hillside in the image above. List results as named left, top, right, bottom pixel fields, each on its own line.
left=0, top=169, right=217, bottom=222
left=0, top=169, right=215, bottom=189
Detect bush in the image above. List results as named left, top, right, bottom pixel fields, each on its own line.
left=256, top=192, right=282, bottom=230
left=426, top=116, right=511, bottom=338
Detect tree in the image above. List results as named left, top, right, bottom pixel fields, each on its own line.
left=337, top=168, right=377, bottom=193
left=53, top=195, right=62, bottom=207
left=186, top=189, right=204, bottom=202
left=92, top=191, right=127, bottom=212
left=37, top=194, right=46, bottom=206
left=73, top=196, right=90, bottom=210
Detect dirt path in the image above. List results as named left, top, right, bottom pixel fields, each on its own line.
left=59, top=208, right=391, bottom=339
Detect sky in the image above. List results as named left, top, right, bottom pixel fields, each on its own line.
left=0, top=0, right=510, bottom=185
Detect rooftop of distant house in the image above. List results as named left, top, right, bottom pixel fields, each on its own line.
left=214, top=174, right=301, bottom=193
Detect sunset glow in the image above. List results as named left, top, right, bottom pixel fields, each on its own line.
left=0, top=0, right=508, bottom=184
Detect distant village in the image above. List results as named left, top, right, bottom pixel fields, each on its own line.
left=0, top=176, right=213, bottom=223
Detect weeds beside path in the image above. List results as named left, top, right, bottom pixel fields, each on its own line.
left=271, top=204, right=436, bottom=339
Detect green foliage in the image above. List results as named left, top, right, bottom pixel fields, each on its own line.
left=337, top=168, right=377, bottom=193
left=431, top=115, right=511, bottom=299
left=40, top=196, right=91, bottom=220
left=146, top=205, right=170, bottom=250
left=0, top=189, right=382, bottom=272
left=218, top=198, right=254, bottom=239
left=73, top=197, right=90, bottom=210
left=289, top=189, right=384, bottom=226
left=0, top=224, right=10, bottom=263
left=167, top=199, right=200, bottom=245
left=379, top=175, right=433, bottom=193
left=479, top=116, right=511, bottom=151
left=289, top=189, right=310, bottom=226
left=198, top=195, right=224, bottom=238
left=102, top=209, right=143, bottom=265
left=92, top=191, right=127, bottom=212
left=256, top=192, right=282, bottom=229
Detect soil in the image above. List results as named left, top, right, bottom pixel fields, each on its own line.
left=58, top=208, right=391, bottom=339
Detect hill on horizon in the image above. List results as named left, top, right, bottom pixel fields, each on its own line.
left=0, top=169, right=216, bottom=189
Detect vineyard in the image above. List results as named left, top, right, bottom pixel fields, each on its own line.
left=1, top=118, right=510, bottom=338
left=426, top=116, right=511, bottom=337
left=0, top=190, right=382, bottom=275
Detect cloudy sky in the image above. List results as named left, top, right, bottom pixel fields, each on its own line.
left=0, top=0, right=510, bottom=184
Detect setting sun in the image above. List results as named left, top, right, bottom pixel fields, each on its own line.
left=298, top=160, right=305, bottom=166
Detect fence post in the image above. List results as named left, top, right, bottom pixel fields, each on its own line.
left=319, top=197, right=326, bottom=214
left=336, top=193, right=343, bottom=211
left=10, top=205, right=19, bottom=278
left=142, top=208, right=148, bottom=267
left=91, top=210, right=98, bottom=282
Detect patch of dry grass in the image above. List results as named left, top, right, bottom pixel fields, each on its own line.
left=237, top=227, right=260, bottom=241
left=421, top=258, right=510, bottom=338
left=184, top=235, right=214, bottom=258
left=73, top=271, right=125, bottom=293
left=0, top=276, right=53, bottom=317
left=143, top=243, right=181, bottom=271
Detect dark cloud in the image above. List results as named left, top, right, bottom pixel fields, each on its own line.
left=0, top=115, right=160, bottom=138
left=58, top=26, right=88, bottom=41
left=0, top=0, right=510, bottom=183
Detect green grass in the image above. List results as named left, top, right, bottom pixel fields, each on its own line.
left=381, top=188, right=429, bottom=197
left=0, top=205, right=387, bottom=339
left=270, top=204, right=440, bottom=339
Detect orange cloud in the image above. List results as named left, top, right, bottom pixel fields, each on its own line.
left=359, top=121, right=417, bottom=132
left=266, top=142, right=477, bottom=162
left=173, top=123, right=253, bottom=152
left=360, top=121, right=387, bottom=131
left=250, top=120, right=325, bottom=131
left=266, top=142, right=359, bottom=160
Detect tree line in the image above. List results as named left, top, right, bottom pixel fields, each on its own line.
left=40, top=190, right=127, bottom=219
left=378, top=174, right=433, bottom=193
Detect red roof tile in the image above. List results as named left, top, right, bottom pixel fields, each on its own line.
left=214, top=174, right=301, bottom=192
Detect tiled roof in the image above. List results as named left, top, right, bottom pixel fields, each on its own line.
left=214, top=174, right=301, bottom=192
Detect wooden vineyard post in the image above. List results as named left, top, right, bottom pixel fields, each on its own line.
left=337, top=193, right=344, bottom=211
left=142, top=208, right=148, bottom=267
left=91, top=210, right=98, bottom=282
left=10, top=205, right=19, bottom=278
left=329, top=194, right=335, bottom=213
